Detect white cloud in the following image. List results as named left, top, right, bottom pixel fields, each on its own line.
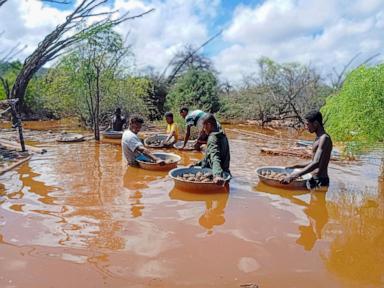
left=1, top=0, right=383, bottom=84
left=112, top=0, right=219, bottom=74
left=0, top=0, right=218, bottom=73
left=214, top=0, right=384, bottom=83
left=0, top=0, right=68, bottom=58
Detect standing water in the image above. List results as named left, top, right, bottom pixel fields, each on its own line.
left=0, top=122, right=383, bottom=287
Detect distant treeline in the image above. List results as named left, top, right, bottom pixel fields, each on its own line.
left=1, top=27, right=383, bottom=146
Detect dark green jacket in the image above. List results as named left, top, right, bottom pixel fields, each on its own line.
left=195, top=130, right=230, bottom=177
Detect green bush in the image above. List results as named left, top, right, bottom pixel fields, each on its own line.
left=166, top=68, right=220, bottom=113
left=322, top=64, right=384, bottom=147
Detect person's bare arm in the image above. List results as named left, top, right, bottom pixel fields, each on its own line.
left=196, top=130, right=208, bottom=144
left=164, top=129, right=176, bottom=144
left=182, top=125, right=191, bottom=148
left=282, top=136, right=330, bottom=183
left=287, top=163, right=310, bottom=169
left=136, top=146, right=162, bottom=163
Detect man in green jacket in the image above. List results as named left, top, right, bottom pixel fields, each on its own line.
left=191, top=113, right=231, bottom=185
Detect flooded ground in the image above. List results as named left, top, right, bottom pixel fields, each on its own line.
left=0, top=121, right=383, bottom=288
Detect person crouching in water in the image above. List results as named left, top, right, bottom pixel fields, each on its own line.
left=190, top=113, right=230, bottom=185
left=122, top=115, right=164, bottom=166
left=281, top=110, right=333, bottom=189
left=163, top=112, right=179, bottom=147
left=179, top=107, right=221, bottom=151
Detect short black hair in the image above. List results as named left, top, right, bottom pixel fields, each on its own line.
left=202, top=113, right=218, bottom=128
left=129, top=115, right=144, bottom=125
left=305, top=110, right=323, bottom=125
left=180, top=107, right=189, bottom=114
left=165, top=112, right=173, bottom=118
left=115, top=107, right=121, bottom=114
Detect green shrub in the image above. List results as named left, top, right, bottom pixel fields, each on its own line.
left=322, top=64, right=384, bottom=147
left=166, top=68, right=220, bottom=113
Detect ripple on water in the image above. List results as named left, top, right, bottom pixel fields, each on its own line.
left=0, top=123, right=383, bottom=287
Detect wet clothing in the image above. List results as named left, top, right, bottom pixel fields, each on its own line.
left=166, top=122, right=179, bottom=142
left=122, top=129, right=143, bottom=166
left=306, top=176, right=330, bottom=190
left=112, top=115, right=126, bottom=131
left=136, top=154, right=150, bottom=162
left=194, top=130, right=230, bottom=177
left=185, top=110, right=222, bottom=129
left=185, top=110, right=206, bottom=129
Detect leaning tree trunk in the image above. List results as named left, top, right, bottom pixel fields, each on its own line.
left=0, top=78, right=26, bottom=152
left=94, top=67, right=100, bottom=141
left=8, top=101, right=26, bottom=152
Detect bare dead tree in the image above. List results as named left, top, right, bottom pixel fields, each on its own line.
left=0, top=0, right=7, bottom=7
left=0, top=43, right=28, bottom=63
left=83, top=30, right=129, bottom=140
left=235, top=58, right=323, bottom=127
left=164, top=45, right=214, bottom=82
left=163, top=30, right=222, bottom=84
left=10, top=1, right=153, bottom=108
left=0, top=0, right=154, bottom=151
left=140, top=31, right=221, bottom=120
left=330, top=52, right=381, bottom=90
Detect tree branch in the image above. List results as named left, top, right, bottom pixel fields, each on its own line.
left=165, top=30, right=222, bottom=83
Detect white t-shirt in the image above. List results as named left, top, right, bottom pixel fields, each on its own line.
left=185, top=110, right=206, bottom=130
left=122, top=129, right=143, bottom=165
left=185, top=110, right=221, bottom=131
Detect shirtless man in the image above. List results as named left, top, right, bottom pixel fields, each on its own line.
left=281, top=111, right=333, bottom=189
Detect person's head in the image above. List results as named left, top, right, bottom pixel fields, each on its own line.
left=164, top=112, right=174, bottom=124
left=129, top=115, right=144, bottom=134
left=179, top=107, right=189, bottom=119
left=304, top=110, right=323, bottom=133
left=115, top=107, right=121, bottom=116
left=202, top=113, right=218, bottom=134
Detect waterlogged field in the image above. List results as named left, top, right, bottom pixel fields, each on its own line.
left=0, top=122, right=383, bottom=288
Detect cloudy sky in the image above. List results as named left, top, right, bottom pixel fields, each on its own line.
left=1, top=0, right=383, bottom=83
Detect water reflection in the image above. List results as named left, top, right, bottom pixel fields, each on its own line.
left=296, top=192, right=328, bottom=251
left=0, top=182, right=5, bottom=193
left=1, top=122, right=384, bottom=287
left=16, top=161, right=60, bottom=205
left=122, top=167, right=159, bottom=218
left=256, top=182, right=328, bottom=251
left=169, top=188, right=229, bottom=233
left=322, top=180, right=384, bottom=286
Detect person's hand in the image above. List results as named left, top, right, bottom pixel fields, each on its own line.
left=286, top=165, right=299, bottom=170
left=155, top=158, right=165, bottom=166
left=214, top=176, right=225, bottom=186
left=188, top=163, right=195, bottom=168
left=280, top=175, right=295, bottom=184
left=193, top=142, right=201, bottom=150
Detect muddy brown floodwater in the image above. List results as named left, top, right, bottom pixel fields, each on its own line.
left=0, top=121, right=384, bottom=288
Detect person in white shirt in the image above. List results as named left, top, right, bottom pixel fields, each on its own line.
left=122, top=115, right=163, bottom=166
left=179, top=107, right=222, bottom=150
